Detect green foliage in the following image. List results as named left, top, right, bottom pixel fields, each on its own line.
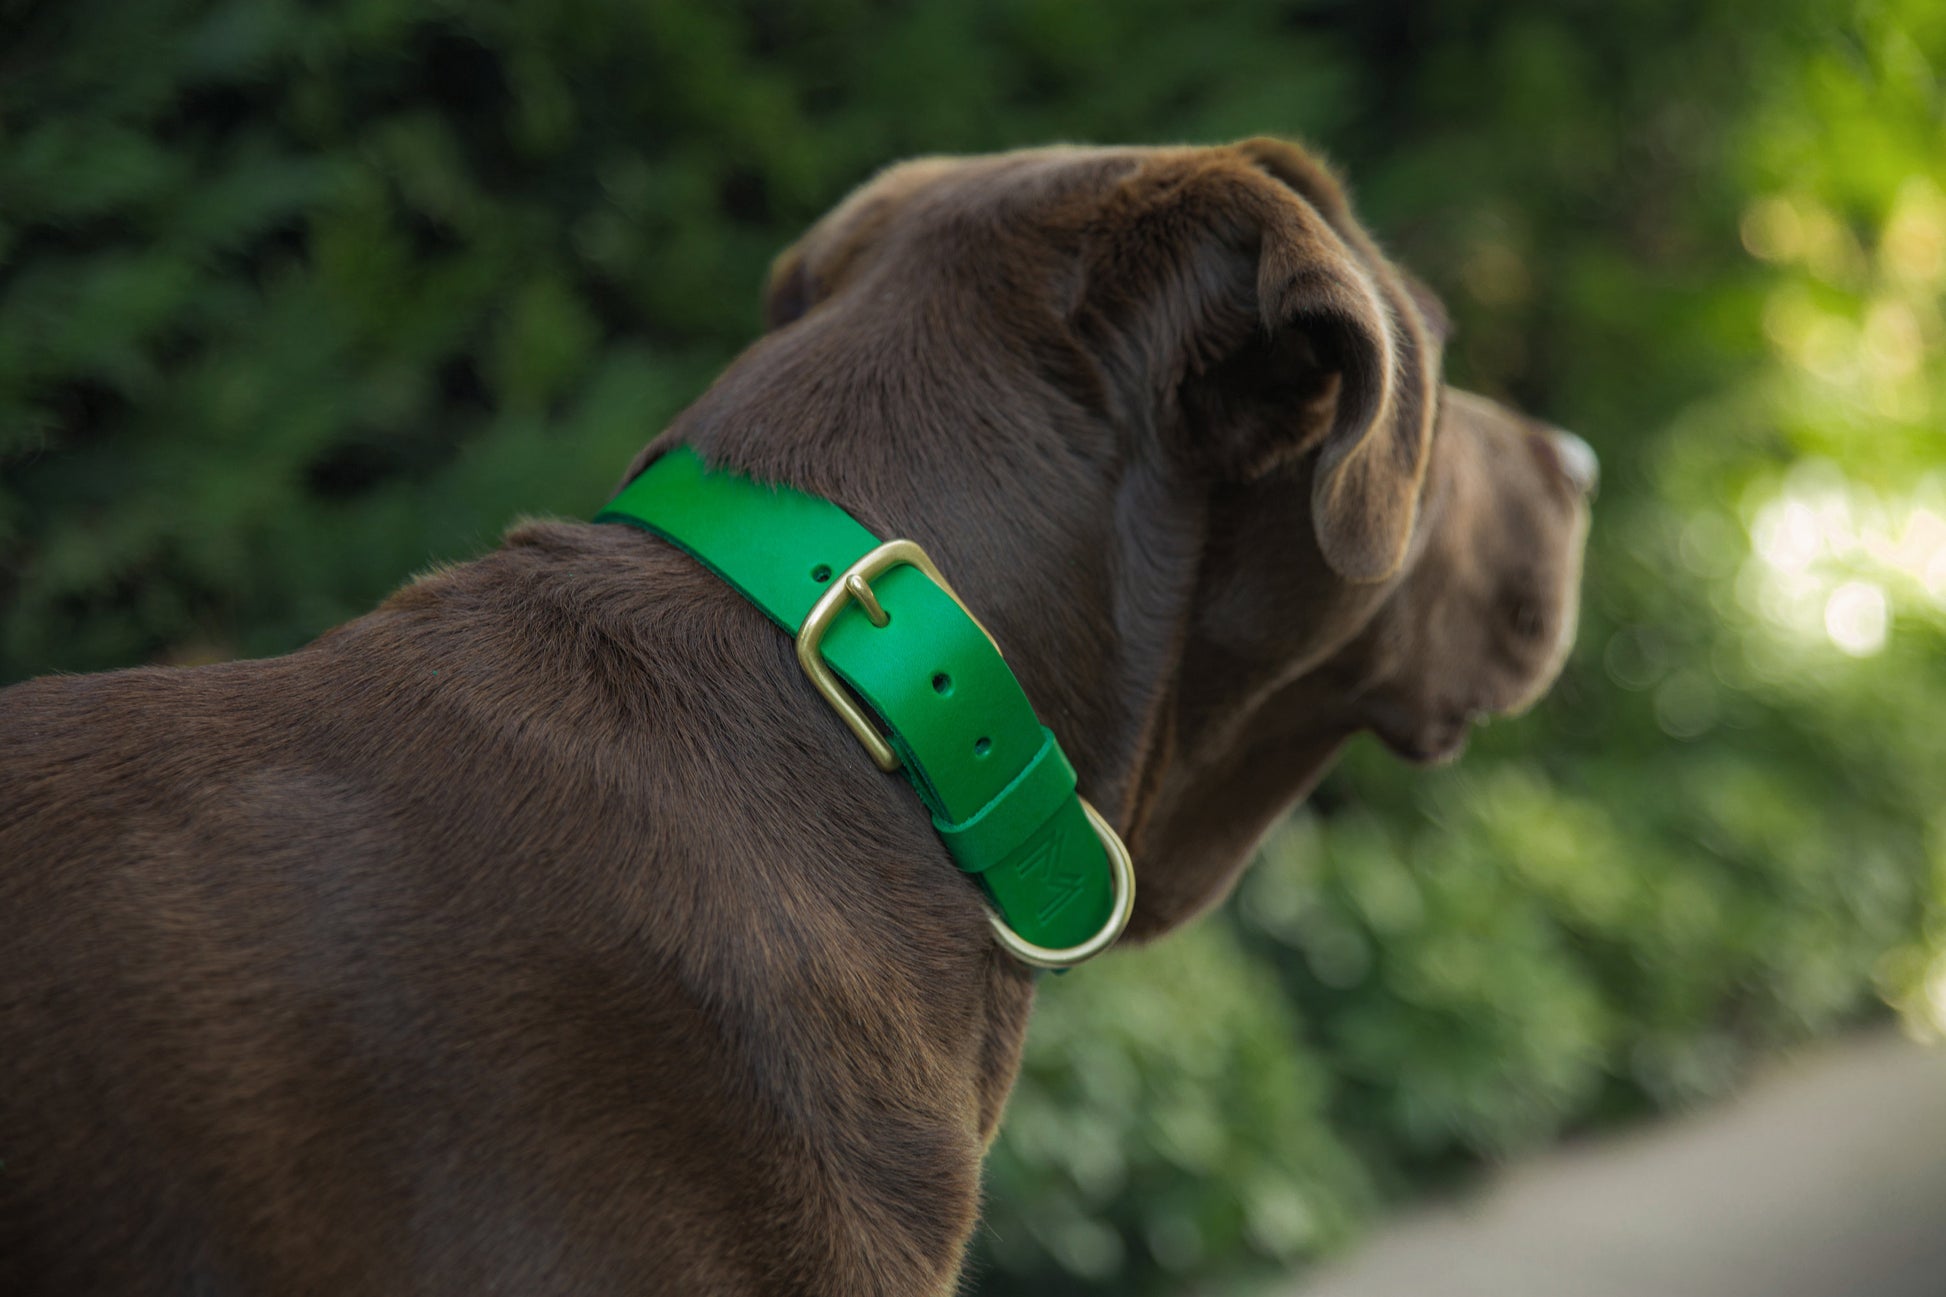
left=3, top=1, right=1942, bottom=1294
left=983, top=921, right=1369, bottom=1287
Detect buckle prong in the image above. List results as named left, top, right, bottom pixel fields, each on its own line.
left=842, top=571, right=890, bottom=627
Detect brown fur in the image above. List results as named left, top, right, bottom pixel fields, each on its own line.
left=0, top=140, right=1589, bottom=1295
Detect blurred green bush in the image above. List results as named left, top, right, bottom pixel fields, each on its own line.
left=3, top=1, right=1942, bottom=1293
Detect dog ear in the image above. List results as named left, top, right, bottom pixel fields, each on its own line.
left=762, top=246, right=815, bottom=331
left=1395, top=267, right=1452, bottom=346
left=1085, top=139, right=1437, bottom=583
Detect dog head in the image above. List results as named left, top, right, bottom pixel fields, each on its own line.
left=670, top=138, right=1591, bottom=941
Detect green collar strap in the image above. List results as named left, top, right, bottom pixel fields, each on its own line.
left=596, top=447, right=1134, bottom=969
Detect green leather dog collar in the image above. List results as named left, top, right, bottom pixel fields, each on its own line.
left=596, top=446, right=1133, bottom=968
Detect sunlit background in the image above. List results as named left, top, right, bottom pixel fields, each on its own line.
left=2, top=1, right=1941, bottom=1293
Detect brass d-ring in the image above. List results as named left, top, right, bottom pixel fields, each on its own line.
left=987, top=799, right=1136, bottom=970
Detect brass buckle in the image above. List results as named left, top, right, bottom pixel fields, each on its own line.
left=986, top=798, right=1137, bottom=970
left=795, top=538, right=1135, bottom=970
left=794, top=539, right=999, bottom=772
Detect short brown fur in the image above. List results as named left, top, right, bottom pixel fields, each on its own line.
left=1, top=140, right=1589, bottom=1295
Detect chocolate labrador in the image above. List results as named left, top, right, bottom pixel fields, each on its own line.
left=0, top=139, right=1593, bottom=1295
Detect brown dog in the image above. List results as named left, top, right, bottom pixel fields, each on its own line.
left=0, top=140, right=1591, bottom=1295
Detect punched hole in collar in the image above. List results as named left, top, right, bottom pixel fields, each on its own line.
left=811, top=564, right=832, bottom=583
left=932, top=673, right=953, bottom=696
left=973, top=736, right=992, bottom=757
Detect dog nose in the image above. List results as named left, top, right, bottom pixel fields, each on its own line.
left=1548, top=429, right=1599, bottom=498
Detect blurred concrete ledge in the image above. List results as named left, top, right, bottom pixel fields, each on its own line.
left=1285, top=1028, right=1946, bottom=1297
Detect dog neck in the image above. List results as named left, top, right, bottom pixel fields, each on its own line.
left=636, top=303, right=1209, bottom=860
